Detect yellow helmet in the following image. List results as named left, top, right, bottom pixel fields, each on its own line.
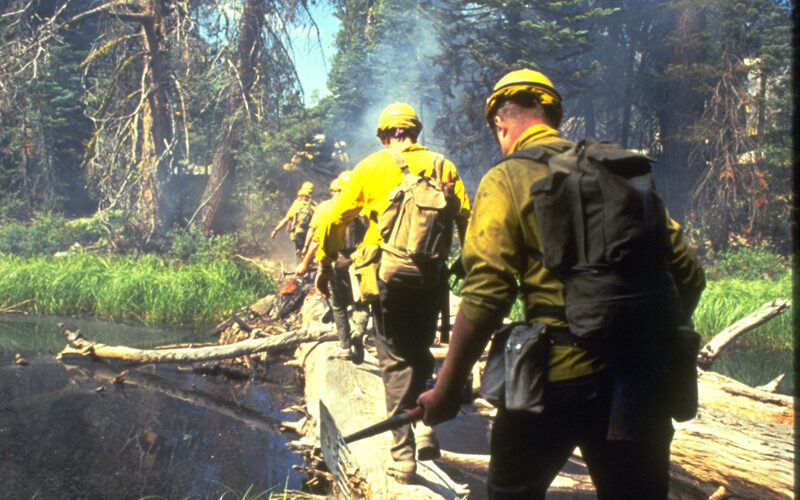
left=297, top=181, right=313, bottom=196
left=376, top=102, right=422, bottom=137
left=485, top=69, right=563, bottom=128
left=329, top=178, right=341, bottom=192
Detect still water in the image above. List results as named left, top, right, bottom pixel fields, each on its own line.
left=0, top=314, right=305, bottom=500
left=712, top=344, right=794, bottom=395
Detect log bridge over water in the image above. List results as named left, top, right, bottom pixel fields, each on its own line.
left=55, top=292, right=793, bottom=499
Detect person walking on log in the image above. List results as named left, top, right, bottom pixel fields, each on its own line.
left=314, top=102, right=470, bottom=483
left=417, top=69, right=705, bottom=499
left=271, top=181, right=316, bottom=262
left=297, top=170, right=370, bottom=364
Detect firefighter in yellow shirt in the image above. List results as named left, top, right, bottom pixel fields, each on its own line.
left=270, top=182, right=316, bottom=261
left=296, top=171, right=370, bottom=364
left=314, top=103, right=470, bottom=483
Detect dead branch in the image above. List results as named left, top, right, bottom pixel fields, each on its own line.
left=698, top=298, right=790, bottom=369
left=56, top=322, right=337, bottom=365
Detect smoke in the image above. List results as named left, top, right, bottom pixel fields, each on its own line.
left=329, top=4, right=450, bottom=167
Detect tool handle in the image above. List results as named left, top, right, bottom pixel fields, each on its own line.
left=343, top=407, right=424, bottom=444
left=405, top=406, right=424, bottom=422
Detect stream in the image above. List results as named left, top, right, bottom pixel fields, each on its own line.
left=0, top=314, right=306, bottom=500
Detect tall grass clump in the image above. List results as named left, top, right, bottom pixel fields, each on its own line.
left=0, top=253, right=275, bottom=325
left=693, top=273, right=792, bottom=349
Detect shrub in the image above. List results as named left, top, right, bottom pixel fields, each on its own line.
left=703, top=244, right=790, bottom=281
left=0, top=213, right=78, bottom=255
left=167, top=225, right=239, bottom=263
left=693, top=273, right=792, bottom=349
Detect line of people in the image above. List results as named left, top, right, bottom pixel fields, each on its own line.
left=271, top=68, right=705, bottom=499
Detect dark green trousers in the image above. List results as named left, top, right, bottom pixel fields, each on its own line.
left=372, top=279, right=439, bottom=463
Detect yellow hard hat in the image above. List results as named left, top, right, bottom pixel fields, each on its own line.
left=329, top=178, right=341, bottom=192
left=376, top=102, right=422, bottom=136
left=485, top=69, right=563, bottom=128
left=298, top=181, right=313, bottom=196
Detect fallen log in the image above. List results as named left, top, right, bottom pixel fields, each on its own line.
left=698, top=298, right=790, bottom=369
left=670, top=370, right=793, bottom=499
left=56, top=322, right=337, bottom=365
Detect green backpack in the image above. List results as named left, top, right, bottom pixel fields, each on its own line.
left=510, top=137, right=698, bottom=421
left=291, top=200, right=316, bottom=236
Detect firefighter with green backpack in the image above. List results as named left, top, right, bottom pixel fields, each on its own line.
left=314, top=102, right=470, bottom=483
left=417, top=69, right=706, bottom=499
left=271, top=181, right=317, bottom=262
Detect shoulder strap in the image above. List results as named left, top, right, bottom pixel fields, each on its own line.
left=502, top=147, right=552, bottom=165
left=496, top=140, right=574, bottom=168
left=386, top=148, right=410, bottom=174
left=431, top=153, right=445, bottom=183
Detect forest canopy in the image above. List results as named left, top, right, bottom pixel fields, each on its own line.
left=0, top=0, right=793, bottom=256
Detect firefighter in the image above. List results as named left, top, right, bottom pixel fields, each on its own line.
left=298, top=177, right=342, bottom=266
left=296, top=171, right=370, bottom=364
left=270, top=181, right=316, bottom=262
left=416, top=69, right=705, bottom=499
left=314, top=102, right=470, bottom=483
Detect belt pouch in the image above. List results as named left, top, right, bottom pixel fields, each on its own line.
left=478, top=322, right=550, bottom=413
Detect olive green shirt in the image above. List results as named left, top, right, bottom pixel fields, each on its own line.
left=459, top=124, right=705, bottom=381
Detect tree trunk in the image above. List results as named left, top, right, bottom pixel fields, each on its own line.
left=133, top=0, right=174, bottom=245
left=196, top=0, right=265, bottom=233
left=620, top=41, right=634, bottom=148
left=652, top=4, right=707, bottom=221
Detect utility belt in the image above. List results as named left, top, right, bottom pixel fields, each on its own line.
left=526, top=303, right=594, bottom=349
left=488, top=303, right=700, bottom=423
left=477, top=302, right=601, bottom=414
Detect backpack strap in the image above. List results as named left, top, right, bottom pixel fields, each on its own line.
left=386, top=148, right=410, bottom=174
left=502, top=147, right=553, bottom=165
left=498, top=145, right=571, bottom=264
left=431, top=153, right=445, bottom=183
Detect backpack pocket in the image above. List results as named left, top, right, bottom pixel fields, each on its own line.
left=350, top=244, right=381, bottom=303
left=478, top=322, right=551, bottom=413
left=378, top=246, right=440, bottom=288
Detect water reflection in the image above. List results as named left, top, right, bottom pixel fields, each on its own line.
left=712, top=346, right=794, bottom=395
left=0, top=315, right=305, bottom=499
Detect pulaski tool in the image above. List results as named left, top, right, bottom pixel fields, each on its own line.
left=319, top=401, right=424, bottom=498
left=343, top=406, right=423, bottom=443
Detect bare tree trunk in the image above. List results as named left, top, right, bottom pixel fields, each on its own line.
left=619, top=42, right=634, bottom=148
left=128, top=0, right=175, bottom=246
left=196, top=0, right=265, bottom=233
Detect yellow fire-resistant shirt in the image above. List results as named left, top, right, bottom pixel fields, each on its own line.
left=316, top=144, right=471, bottom=265
left=459, top=124, right=706, bottom=382
left=308, top=197, right=336, bottom=243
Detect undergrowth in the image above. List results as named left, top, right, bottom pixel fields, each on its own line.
left=0, top=253, right=274, bottom=326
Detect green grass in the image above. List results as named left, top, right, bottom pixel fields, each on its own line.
left=693, top=273, right=792, bottom=349
left=0, top=253, right=275, bottom=326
